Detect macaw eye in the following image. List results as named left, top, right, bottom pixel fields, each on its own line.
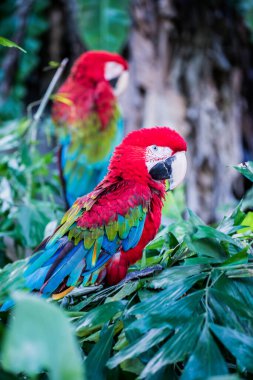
left=152, top=145, right=158, bottom=152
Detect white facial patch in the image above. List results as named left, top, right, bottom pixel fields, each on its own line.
left=105, top=61, right=124, bottom=81
left=145, top=145, right=173, bottom=171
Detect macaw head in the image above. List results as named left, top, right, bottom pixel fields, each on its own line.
left=109, top=127, right=187, bottom=190
left=71, top=51, right=129, bottom=95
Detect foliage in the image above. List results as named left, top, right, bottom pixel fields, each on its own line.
left=76, top=0, right=131, bottom=52
left=162, top=185, right=186, bottom=222
left=0, top=118, right=63, bottom=266
left=65, top=210, right=252, bottom=379
left=2, top=292, right=85, bottom=380
left=0, top=157, right=252, bottom=380
left=233, top=161, right=253, bottom=182
left=0, top=1, right=49, bottom=120
left=0, top=36, right=26, bottom=53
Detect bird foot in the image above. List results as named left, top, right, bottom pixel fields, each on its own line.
left=120, top=264, right=163, bottom=284
left=59, top=285, right=103, bottom=307
left=65, top=285, right=103, bottom=298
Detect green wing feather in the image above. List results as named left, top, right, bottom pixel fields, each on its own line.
left=24, top=200, right=148, bottom=297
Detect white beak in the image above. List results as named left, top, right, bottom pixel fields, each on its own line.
left=114, top=71, right=129, bottom=96
left=168, top=151, right=187, bottom=190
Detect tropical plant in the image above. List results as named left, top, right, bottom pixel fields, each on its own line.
left=0, top=118, right=63, bottom=267
left=0, top=163, right=252, bottom=379
left=76, top=0, right=131, bottom=52
left=1, top=292, right=85, bottom=380
left=59, top=162, right=252, bottom=380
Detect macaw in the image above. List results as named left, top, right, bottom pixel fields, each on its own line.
left=1, top=127, right=187, bottom=309
left=52, top=51, right=129, bottom=207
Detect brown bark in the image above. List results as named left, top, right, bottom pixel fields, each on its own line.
left=120, top=0, right=253, bottom=222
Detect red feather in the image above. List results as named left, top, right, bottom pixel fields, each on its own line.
left=52, top=51, right=128, bottom=129
left=73, top=126, right=187, bottom=285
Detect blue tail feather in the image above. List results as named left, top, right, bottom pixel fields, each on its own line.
left=42, top=242, right=87, bottom=294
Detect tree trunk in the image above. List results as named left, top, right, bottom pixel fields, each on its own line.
left=121, top=0, right=253, bottom=222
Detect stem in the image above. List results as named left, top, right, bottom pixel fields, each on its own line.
left=29, top=57, right=68, bottom=143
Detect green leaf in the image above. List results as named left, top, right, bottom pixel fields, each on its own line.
left=86, top=325, right=115, bottom=380
left=76, top=0, right=131, bottom=52
left=211, top=323, right=253, bottom=372
left=15, top=203, right=51, bottom=247
left=0, top=259, right=27, bottom=302
left=187, top=209, right=206, bottom=226
left=242, top=187, right=253, bottom=210
left=218, top=202, right=245, bottom=234
left=233, top=161, right=253, bottom=182
left=1, top=292, right=85, bottom=380
left=148, top=265, right=206, bottom=289
left=139, top=316, right=204, bottom=378
left=107, top=327, right=171, bottom=369
left=209, top=288, right=253, bottom=321
left=125, top=291, right=204, bottom=338
left=0, top=36, right=26, bottom=52
left=48, top=60, right=60, bottom=68
left=219, top=248, right=249, bottom=266
left=129, top=273, right=207, bottom=316
left=213, top=275, right=253, bottom=310
left=240, top=211, right=253, bottom=233
left=181, top=326, right=228, bottom=379
left=106, top=281, right=139, bottom=302
left=76, top=301, right=125, bottom=336
left=193, top=225, right=239, bottom=246
left=162, top=186, right=186, bottom=220
left=185, top=237, right=227, bottom=262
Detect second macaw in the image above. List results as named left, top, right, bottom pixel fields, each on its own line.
left=52, top=51, right=129, bottom=207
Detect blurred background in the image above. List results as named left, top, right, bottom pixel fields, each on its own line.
left=0, top=0, right=253, bottom=264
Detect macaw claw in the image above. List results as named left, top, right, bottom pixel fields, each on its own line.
left=120, top=264, right=163, bottom=284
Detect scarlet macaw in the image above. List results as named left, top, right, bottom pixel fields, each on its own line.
left=52, top=51, right=129, bottom=207
left=23, top=127, right=187, bottom=300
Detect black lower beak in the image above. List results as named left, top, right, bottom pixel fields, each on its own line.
left=149, top=156, right=175, bottom=181
left=109, top=76, right=119, bottom=89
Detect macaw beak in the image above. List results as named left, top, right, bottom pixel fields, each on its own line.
left=149, top=151, right=187, bottom=190
left=110, top=70, right=129, bottom=96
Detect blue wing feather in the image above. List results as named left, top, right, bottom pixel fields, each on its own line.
left=102, top=235, right=120, bottom=254
left=22, top=202, right=147, bottom=299
left=122, top=217, right=146, bottom=251
left=42, top=242, right=87, bottom=294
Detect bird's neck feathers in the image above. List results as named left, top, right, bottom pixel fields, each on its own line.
left=105, top=145, right=167, bottom=200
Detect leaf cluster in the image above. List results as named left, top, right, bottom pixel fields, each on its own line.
left=0, top=118, right=63, bottom=266
left=76, top=0, right=131, bottom=52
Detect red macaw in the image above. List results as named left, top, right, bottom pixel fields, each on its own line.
left=2, top=127, right=187, bottom=307
left=52, top=51, right=128, bottom=207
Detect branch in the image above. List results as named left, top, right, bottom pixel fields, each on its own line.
left=29, top=57, right=69, bottom=142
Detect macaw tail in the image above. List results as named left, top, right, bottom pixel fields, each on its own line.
left=23, top=233, right=113, bottom=299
